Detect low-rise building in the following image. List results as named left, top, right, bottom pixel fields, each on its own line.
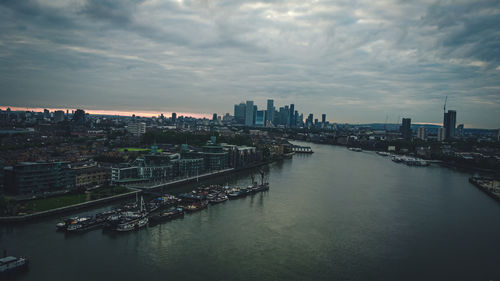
left=70, top=163, right=111, bottom=190
left=127, top=122, right=146, bottom=136
left=5, top=162, right=75, bottom=194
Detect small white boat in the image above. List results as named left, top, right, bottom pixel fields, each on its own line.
left=0, top=256, right=29, bottom=273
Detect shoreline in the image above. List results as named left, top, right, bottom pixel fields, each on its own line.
left=0, top=160, right=276, bottom=223
left=294, top=139, right=498, bottom=176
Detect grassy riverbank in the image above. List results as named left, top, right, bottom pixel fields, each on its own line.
left=3, top=186, right=130, bottom=215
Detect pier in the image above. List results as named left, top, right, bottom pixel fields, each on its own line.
left=292, top=145, right=314, bottom=153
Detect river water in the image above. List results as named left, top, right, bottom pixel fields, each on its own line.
left=2, top=142, right=500, bottom=280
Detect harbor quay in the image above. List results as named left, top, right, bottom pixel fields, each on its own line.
left=469, top=177, right=500, bottom=203
left=0, top=160, right=274, bottom=223
left=0, top=188, right=141, bottom=223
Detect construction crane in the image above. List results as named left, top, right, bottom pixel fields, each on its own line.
left=443, top=96, right=448, bottom=113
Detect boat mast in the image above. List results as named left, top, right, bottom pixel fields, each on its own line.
left=258, top=168, right=265, bottom=185
left=140, top=196, right=145, bottom=213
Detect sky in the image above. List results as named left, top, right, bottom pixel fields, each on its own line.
left=0, top=0, right=499, bottom=128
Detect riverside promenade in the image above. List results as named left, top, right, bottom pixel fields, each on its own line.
left=0, top=161, right=274, bottom=223
left=0, top=188, right=141, bottom=223
left=132, top=160, right=274, bottom=191
left=133, top=168, right=235, bottom=191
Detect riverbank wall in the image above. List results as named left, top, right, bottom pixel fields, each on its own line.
left=0, top=160, right=277, bottom=223
left=468, top=177, right=500, bottom=203
left=0, top=189, right=141, bottom=223
left=136, top=160, right=275, bottom=191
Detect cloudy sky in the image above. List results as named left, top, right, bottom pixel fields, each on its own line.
left=0, top=0, right=499, bottom=128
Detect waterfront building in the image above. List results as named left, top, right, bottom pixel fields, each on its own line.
left=266, top=99, right=274, bottom=125
left=127, top=122, right=146, bottom=137
left=135, top=154, right=179, bottom=182
left=417, top=127, right=426, bottom=140
left=443, top=110, right=457, bottom=140
left=225, top=145, right=259, bottom=168
left=111, top=165, right=140, bottom=184
left=202, top=138, right=229, bottom=171
left=5, top=162, right=75, bottom=194
left=437, top=127, right=445, bottom=142
left=70, top=163, right=111, bottom=190
left=400, top=118, right=412, bottom=139
left=245, top=101, right=254, bottom=126
left=178, top=158, right=204, bottom=178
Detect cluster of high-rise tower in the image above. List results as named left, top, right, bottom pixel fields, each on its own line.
left=233, top=100, right=327, bottom=128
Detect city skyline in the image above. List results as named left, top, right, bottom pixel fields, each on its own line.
left=1, top=1, right=499, bottom=128
left=0, top=103, right=477, bottom=129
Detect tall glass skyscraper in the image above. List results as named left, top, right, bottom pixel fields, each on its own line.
left=245, top=100, right=254, bottom=126
left=266, top=99, right=274, bottom=125
left=444, top=110, right=457, bottom=139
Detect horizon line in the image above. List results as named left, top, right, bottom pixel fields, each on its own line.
left=0, top=105, right=496, bottom=130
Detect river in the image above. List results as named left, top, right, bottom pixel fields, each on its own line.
left=2, top=142, right=500, bottom=280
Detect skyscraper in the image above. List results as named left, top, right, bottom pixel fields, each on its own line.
left=253, top=105, right=257, bottom=125
left=212, top=113, right=217, bottom=121
left=456, top=124, right=464, bottom=137
left=54, top=110, right=65, bottom=123
left=245, top=100, right=254, bottom=126
left=266, top=99, right=274, bottom=125
left=306, top=113, right=313, bottom=128
left=443, top=110, right=457, bottom=140
left=171, top=112, right=177, bottom=123
left=72, top=109, right=86, bottom=124
left=417, top=127, right=426, bottom=140
left=255, top=110, right=266, bottom=126
left=400, top=118, right=412, bottom=139
left=289, top=104, right=295, bottom=128
left=437, top=127, right=445, bottom=141
left=321, top=114, right=326, bottom=124
left=234, top=102, right=246, bottom=124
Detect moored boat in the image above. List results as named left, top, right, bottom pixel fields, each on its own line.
left=209, top=195, right=228, bottom=204
left=116, top=216, right=148, bottom=232
left=149, top=207, right=184, bottom=223
left=66, top=217, right=106, bottom=233
left=0, top=256, right=29, bottom=274
left=184, top=201, right=208, bottom=213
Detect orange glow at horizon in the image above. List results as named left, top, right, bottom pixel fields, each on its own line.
left=0, top=106, right=211, bottom=119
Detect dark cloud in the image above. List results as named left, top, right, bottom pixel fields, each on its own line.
left=0, top=0, right=499, bottom=127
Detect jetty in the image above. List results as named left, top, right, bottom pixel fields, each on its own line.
left=292, top=145, right=314, bottom=153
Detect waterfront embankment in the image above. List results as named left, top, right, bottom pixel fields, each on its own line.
left=0, top=160, right=275, bottom=223
left=136, top=160, right=274, bottom=191
left=469, top=177, right=500, bottom=203
left=0, top=188, right=141, bottom=223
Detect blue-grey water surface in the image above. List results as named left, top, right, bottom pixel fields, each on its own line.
left=2, top=142, right=500, bottom=280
